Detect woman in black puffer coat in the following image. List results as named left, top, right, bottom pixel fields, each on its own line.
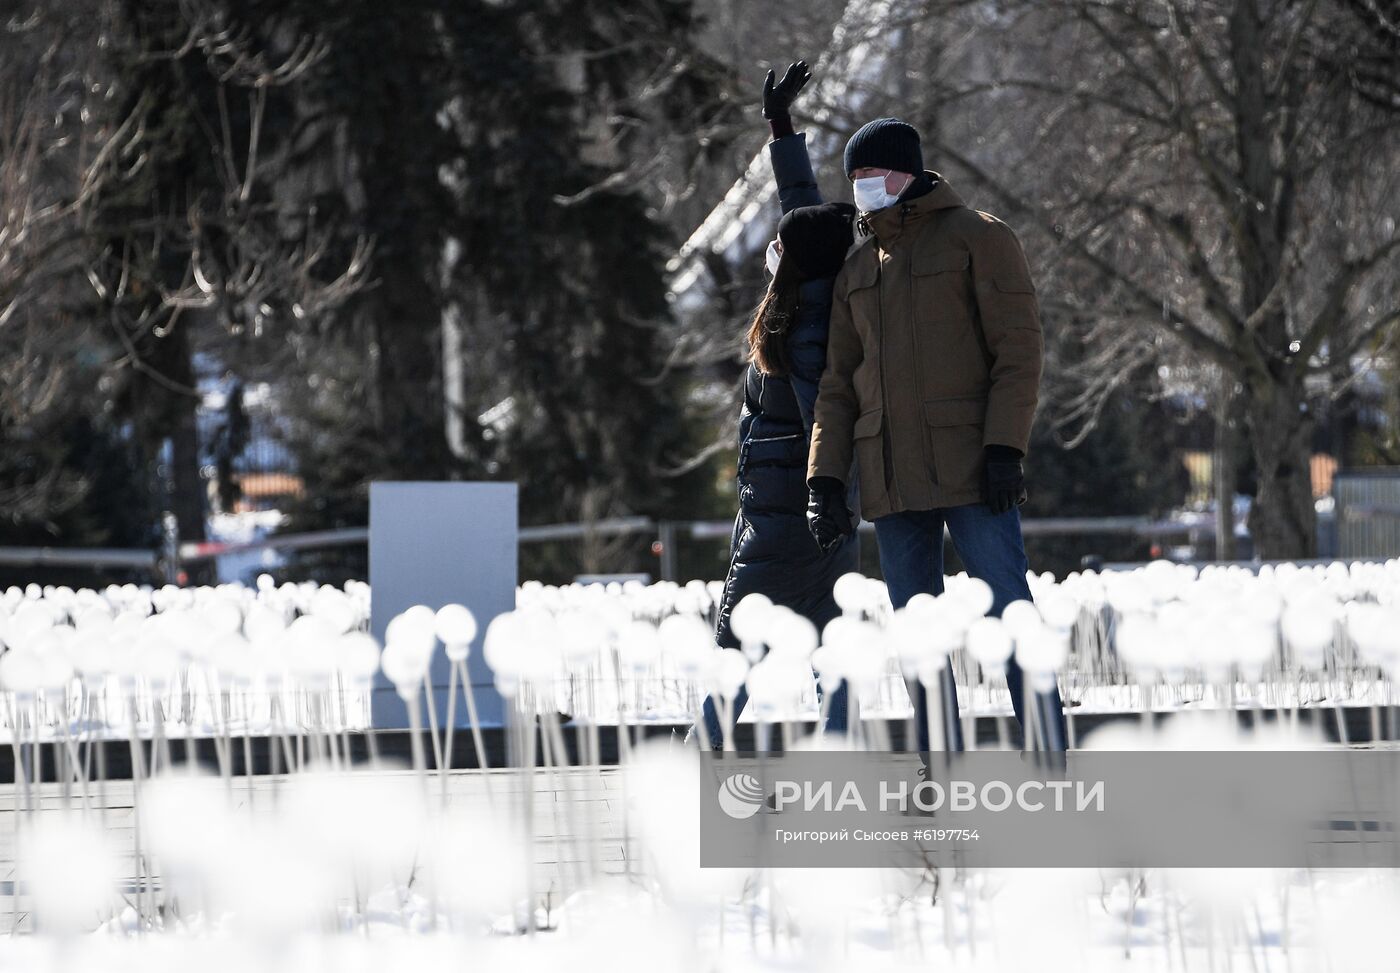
left=697, top=62, right=859, bottom=748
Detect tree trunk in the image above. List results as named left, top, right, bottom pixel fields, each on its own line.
left=1226, top=0, right=1313, bottom=560
left=161, top=323, right=209, bottom=583
left=1244, top=379, right=1317, bottom=559
left=1214, top=386, right=1239, bottom=561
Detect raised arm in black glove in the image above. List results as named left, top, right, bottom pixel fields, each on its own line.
left=982, top=445, right=1028, bottom=514
left=762, top=60, right=811, bottom=138
left=806, top=475, right=853, bottom=553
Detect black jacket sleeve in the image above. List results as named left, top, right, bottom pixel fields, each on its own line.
left=767, top=133, right=823, bottom=215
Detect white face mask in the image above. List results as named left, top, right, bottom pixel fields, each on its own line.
left=852, top=174, right=905, bottom=212
left=765, top=239, right=782, bottom=276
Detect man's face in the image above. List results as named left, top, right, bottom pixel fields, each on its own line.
left=850, top=167, right=915, bottom=197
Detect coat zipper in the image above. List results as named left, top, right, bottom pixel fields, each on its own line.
left=901, top=202, right=931, bottom=499
left=877, top=246, right=900, bottom=508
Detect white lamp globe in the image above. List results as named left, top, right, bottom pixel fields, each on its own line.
left=287, top=633, right=337, bottom=687
left=73, top=603, right=114, bottom=632
left=658, top=613, right=713, bottom=677
left=385, top=608, right=437, bottom=650
left=729, top=592, right=773, bottom=647
left=380, top=640, right=427, bottom=699
left=1347, top=604, right=1393, bottom=664
left=1014, top=624, right=1068, bottom=684
left=821, top=615, right=861, bottom=650
left=658, top=611, right=710, bottom=650
left=288, top=613, right=338, bottom=647
left=746, top=658, right=807, bottom=720
left=482, top=612, right=524, bottom=677
left=1155, top=600, right=1192, bottom=641
left=957, top=576, right=995, bottom=618
left=672, top=588, right=701, bottom=616
left=1106, top=575, right=1151, bottom=616
left=709, top=648, right=750, bottom=699
left=68, top=630, right=111, bottom=684
left=1280, top=601, right=1335, bottom=667
left=1038, top=592, right=1079, bottom=632
left=967, top=616, right=1014, bottom=667
left=765, top=609, right=818, bottom=660
left=243, top=604, right=287, bottom=643
left=842, top=639, right=885, bottom=692
left=310, top=589, right=357, bottom=635
left=200, top=600, right=244, bottom=639
left=434, top=604, right=478, bottom=660
left=1000, top=600, right=1043, bottom=639
left=832, top=573, right=868, bottom=614
left=1232, top=619, right=1277, bottom=679
left=7, top=601, right=54, bottom=651
left=206, top=631, right=248, bottom=679
left=515, top=640, right=561, bottom=687
left=864, top=577, right=891, bottom=613
left=1114, top=612, right=1161, bottom=673
left=888, top=607, right=932, bottom=676
left=335, top=631, right=382, bottom=684
left=933, top=595, right=976, bottom=650
left=904, top=592, right=940, bottom=618
left=0, top=648, right=44, bottom=696
left=1143, top=559, right=1181, bottom=603
left=618, top=620, right=660, bottom=674
left=137, top=637, right=182, bottom=690
left=33, top=640, right=75, bottom=692
left=559, top=610, right=607, bottom=667
left=809, top=644, right=836, bottom=690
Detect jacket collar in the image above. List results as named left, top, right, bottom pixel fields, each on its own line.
left=860, top=170, right=964, bottom=243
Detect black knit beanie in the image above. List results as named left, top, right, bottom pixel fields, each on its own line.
left=843, top=117, right=923, bottom=177
left=777, top=202, right=857, bottom=281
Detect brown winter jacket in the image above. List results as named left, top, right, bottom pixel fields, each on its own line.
left=807, top=172, right=1043, bottom=520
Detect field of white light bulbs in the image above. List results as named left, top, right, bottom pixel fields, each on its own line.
left=0, top=559, right=1398, bottom=971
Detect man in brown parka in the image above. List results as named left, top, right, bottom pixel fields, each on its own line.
left=805, top=117, right=1067, bottom=755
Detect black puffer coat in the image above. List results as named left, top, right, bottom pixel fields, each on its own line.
left=714, top=134, right=859, bottom=649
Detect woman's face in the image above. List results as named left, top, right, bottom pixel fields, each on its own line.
left=765, top=237, right=783, bottom=276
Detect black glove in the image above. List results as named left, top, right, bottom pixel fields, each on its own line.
left=982, top=445, right=1027, bottom=514
left=806, top=476, right=852, bottom=552
left=762, top=60, right=811, bottom=120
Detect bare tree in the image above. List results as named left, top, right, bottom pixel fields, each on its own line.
left=879, top=0, right=1400, bottom=558
left=0, top=0, right=368, bottom=549
left=0, top=6, right=139, bottom=527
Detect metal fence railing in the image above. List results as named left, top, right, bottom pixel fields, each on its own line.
left=1335, top=469, right=1400, bottom=559
left=0, top=513, right=1217, bottom=585
left=0, top=546, right=159, bottom=571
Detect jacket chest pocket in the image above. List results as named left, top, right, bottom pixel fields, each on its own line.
left=912, top=248, right=985, bottom=396
left=911, top=248, right=972, bottom=323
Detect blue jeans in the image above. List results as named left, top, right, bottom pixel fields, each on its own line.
left=874, top=504, right=1068, bottom=752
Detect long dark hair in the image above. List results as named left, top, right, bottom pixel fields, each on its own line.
left=746, top=258, right=800, bottom=376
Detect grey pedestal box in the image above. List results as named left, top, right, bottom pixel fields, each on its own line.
left=368, top=482, right=516, bottom=728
